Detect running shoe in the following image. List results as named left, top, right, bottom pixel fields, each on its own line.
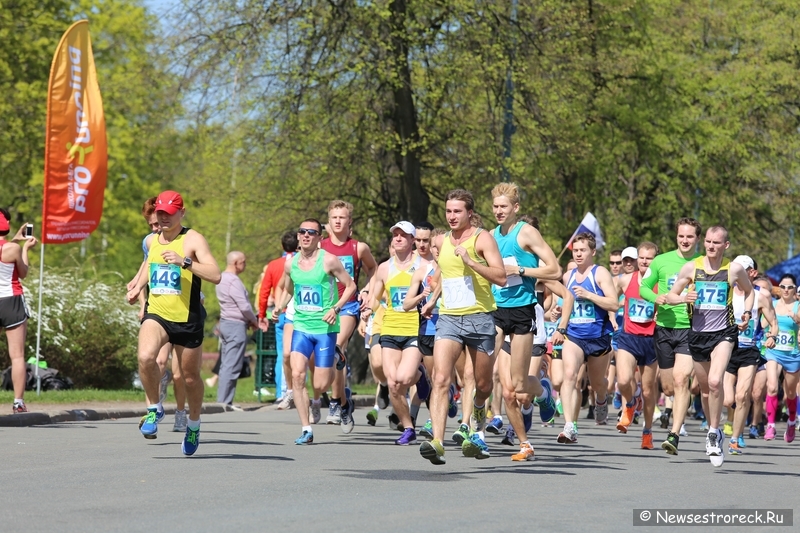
left=594, top=399, right=608, bottom=425
left=419, top=419, right=433, bottom=440
left=612, top=390, right=622, bottom=410
left=276, top=392, right=294, bottom=410
left=632, top=414, right=640, bottom=426
left=340, top=388, right=355, bottom=434
left=616, top=404, right=635, bottom=434
left=706, top=430, right=724, bottom=467
left=659, top=412, right=670, bottom=429
left=557, top=422, right=577, bottom=444
left=522, top=406, right=533, bottom=432
left=586, top=405, right=595, bottom=420
left=182, top=425, right=200, bottom=456
left=758, top=422, right=765, bottom=437
left=661, top=432, right=679, bottom=455
left=378, top=384, right=390, bottom=410
left=140, top=408, right=159, bottom=439
left=447, top=384, right=458, bottom=418
left=420, top=439, right=446, bottom=465
left=461, top=432, right=490, bottom=459
left=764, top=425, right=776, bottom=441
left=158, top=370, right=171, bottom=404
left=310, top=400, right=321, bottom=425
left=541, top=417, right=555, bottom=428
left=388, top=412, right=400, bottom=430
left=723, top=421, right=733, bottom=437
left=415, top=364, right=431, bottom=402
left=173, top=410, right=187, bottom=433
left=728, top=439, right=743, bottom=455
left=452, top=423, right=470, bottom=445
left=641, top=432, right=653, bottom=450
left=511, top=441, right=535, bottom=462
left=748, top=425, right=759, bottom=439
left=536, top=378, right=557, bottom=423
left=470, top=403, right=487, bottom=434
left=555, top=398, right=563, bottom=415
left=785, top=420, right=796, bottom=443
left=12, top=402, right=27, bottom=414
left=335, top=345, right=347, bottom=371
left=366, top=408, right=378, bottom=426
left=326, top=401, right=341, bottom=424
left=679, top=424, right=688, bottom=437
left=295, top=430, right=313, bottom=445
left=396, top=428, right=417, bottom=446
left=700, top=420, right=708, bottom=431
left=653, top=406, right=661, bottom=419
left=486, top=416, right=504, bottom=435
left=738, top=435, right=747, bottom=448
left=501, top=426, right=516, bottom=446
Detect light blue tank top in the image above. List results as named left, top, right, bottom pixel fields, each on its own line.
left=491, top=222, right=538, bottom=308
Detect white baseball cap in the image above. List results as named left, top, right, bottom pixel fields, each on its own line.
left=733, top=255, right=755, bottom=270
left=621, top=246, right=638, bottom=260
left=389, top=221, right=416, bottom=237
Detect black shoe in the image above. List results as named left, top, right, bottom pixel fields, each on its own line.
left=581, top=388, right=589, bottom=408
left=659, top=412, right=670, bottom=429
left=378, top=384, right=390, bottom=410
left=586, top=406, right=595, bottom=420
left=661, top=432, right=679, bottom=455
left=335, top=345, right=347, bottom=371
left=388, top=412, right=400, bottom=429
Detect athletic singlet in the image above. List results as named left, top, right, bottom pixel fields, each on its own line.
left=546, top=296, right=564, bottom=350
left=320, top=238, right=360, bottom=303
left=491, top=221, right=537, bottom=308
left=690, top=257, right=734, bottom=332
left=533, top=302, right=546, bottom=344
left=146, top=228, right=203, bottom=323
left=623, top=271, right=656, bottom=336
left=567, top=265, right=612, bottom=339
left=0, top=240, right=23, bottom=298
left=768, top=301, right=800, bottom=353
left=438, top=229, right=496, bottom=315
left=291, top=250, right=339, bottom=335
left=382, top=254, right=422, bottom=336
left=733, top=291, right=759, bottom=347
left=419, top=262, right=439, bottom=336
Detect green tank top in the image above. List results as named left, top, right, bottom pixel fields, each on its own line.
left=290, top=250, right=339, bottom=335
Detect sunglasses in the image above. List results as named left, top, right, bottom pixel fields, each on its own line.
left=609, top=261, right=622, bottom=266
left=779, top=285, right=796, bottom=290
left=297, top=228, right=320, bottom=236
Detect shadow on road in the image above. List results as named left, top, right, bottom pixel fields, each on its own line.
left=153, top=454, right=294, bottom=461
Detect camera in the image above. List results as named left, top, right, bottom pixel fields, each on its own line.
left=25, top=224, right=33, bottom=237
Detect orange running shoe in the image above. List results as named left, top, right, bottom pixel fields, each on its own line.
left=616, top=405, right=635, bottom=434
left=641, top=432, right=654, bottom=449
left=511, top=441, right=535, bottom=461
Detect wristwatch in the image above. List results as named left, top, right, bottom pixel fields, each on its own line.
left=557, top=327, right=567, bottom=335
left=182, top=257, right=193, bottom=269
left=333, top=305, right=342, bottom=314
left=518, top=266, right=525, bottom=276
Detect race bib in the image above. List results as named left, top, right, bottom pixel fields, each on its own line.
left=338, top=255, right=355, bottom=278
left=149, top=263, right=181, bottom=295
left=738, top=317, right=756, bottom=345
left=544, top=321, right=557, bottom=342
left=775, top=330, right=797, bottom=352
left=695, top=281, right=728, bottom=311
left=628, top=297, right=655, bottom=324
left=390, top=286, right=409, bottom=312
left=442, top=276, right=477, bottom=310
left=500, top=256, right=522, bottom=288
left=569, top=299, right=596, bottom=324
left=296, top=284, right=324, bottom=312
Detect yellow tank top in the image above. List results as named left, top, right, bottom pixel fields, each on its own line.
left=438, top=229, right=496, bottom=315
left=146, top=228, right=203, bottom=323
left=381, top=254, right=422, bottom=336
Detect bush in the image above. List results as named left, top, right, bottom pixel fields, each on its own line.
left=0, top=268, right=139, bottom=389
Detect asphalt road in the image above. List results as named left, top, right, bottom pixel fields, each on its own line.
left=2, top=406, right=797, bottom=532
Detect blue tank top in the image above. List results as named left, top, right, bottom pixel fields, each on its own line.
left=567, top=265, right=612, bottom=339
left=418, top=263, right=439, bottom=335
left=491, top=222, right=538, bottom=308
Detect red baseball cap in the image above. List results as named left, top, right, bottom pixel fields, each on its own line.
left=0, top=217, right=8, bottom=232
left=155, top=191, right=184, bottom=215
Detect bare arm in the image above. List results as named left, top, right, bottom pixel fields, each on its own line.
left=358, top=242, right=378, bottom=310
left=369, top=262, right=388, bottom=313
left=732, top=264, right=755, bottom=323
left=182, top=231, right=221, bottom=285
left=402, top=266, right=428, bottom=311
left=541, top=279, right=571, bottom=344
left=459, top=231, right=506, bottom=286
left=665, top=262, right=696, bottom=305
left=518, top=225, right=562, bottom=281
left=759, top=291, right=777, bottom=349
left=271, top=261, right=294, bottom=320
left=572, top=267, right=620, bottom=313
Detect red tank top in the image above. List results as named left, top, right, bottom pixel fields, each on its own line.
left=319, top=237, right=359, bottom=302
left=0, top=240, right=23, bottom=298
left=623, top=271, right=657, bottom=336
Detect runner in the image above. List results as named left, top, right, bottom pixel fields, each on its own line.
left=126, top=191, right=221, bottom=455
left=639, top=217, right=701, bottom=451
left=614, top=242, right=659, bottom=448
left=558, top=233, right=619, bottom=443
left=487, top=183, right=560, bottom=460
left=369, top=221, right=429, bottom=445
left=724, top=256, right=777, bottom=454
left=762, top=274, right=800, bottom=443
left=0, top=210, right=36, bottom=413
left=271, top=218, right=357, bottom=444
left=418, top=189, right=507, bottom=464
left=666, top=225, right=754, bottom=466
left=749, top=275, right=773, bottom=438
left=320, top=200, right=377, bottom=432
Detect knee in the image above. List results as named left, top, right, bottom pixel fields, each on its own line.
left=432, top=371, right=451, bottom=390
left=642, top=383, right=655, bottom=400
left=735, top=390, right=750, bottom=406
left=474, top=376, right=492, bottom=396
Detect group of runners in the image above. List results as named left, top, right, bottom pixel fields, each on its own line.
left=127, top=187, right=800, bottom=467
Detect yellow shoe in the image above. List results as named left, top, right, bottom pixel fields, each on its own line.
left=723, top=422, right=733, bottom=437
left=420, top=438, right=446, bottom=465
left=511, top=441, right=535, bottom=461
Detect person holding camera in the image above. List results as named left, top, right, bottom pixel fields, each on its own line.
left=0, top=209, right=37, bottom=413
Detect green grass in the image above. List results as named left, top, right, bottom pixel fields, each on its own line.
left=0, top=371, right=377, bottom=406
